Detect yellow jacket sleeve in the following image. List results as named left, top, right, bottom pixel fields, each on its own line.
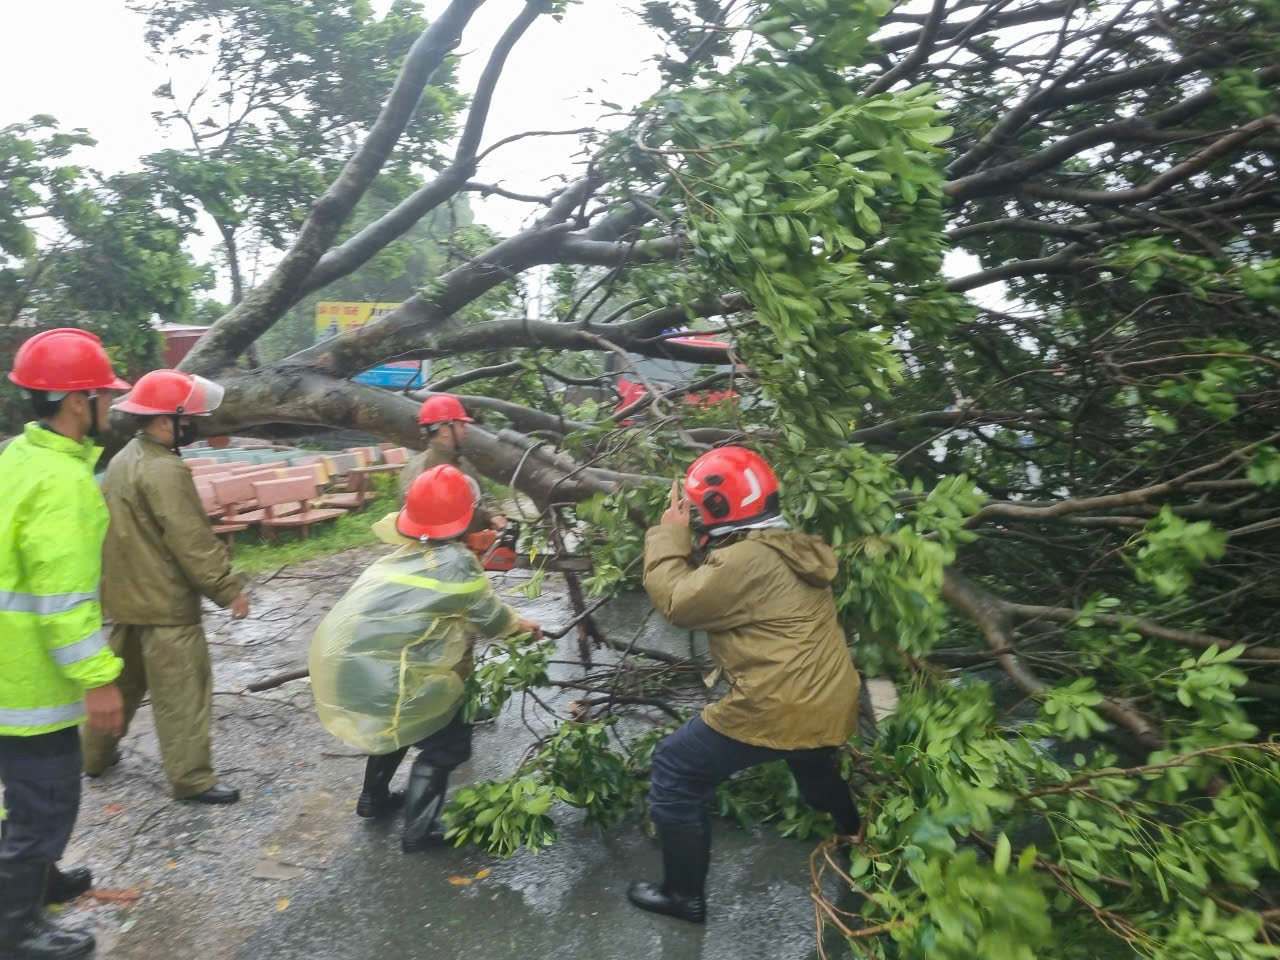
left=459, top=559, right=521, bottom=638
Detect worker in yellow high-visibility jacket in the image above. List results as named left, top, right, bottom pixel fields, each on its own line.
left=0, top=329, right=129, bottom=960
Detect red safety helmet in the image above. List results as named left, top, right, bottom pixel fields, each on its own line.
left=112, top=370, right=225, bottom=416
left=684, top=446, right=780, bottom=532
left=8, top=328, right=132, bottom=393
left=417, top=393, right=474, bottom=427
left=397, top=464, right=479, bottom=541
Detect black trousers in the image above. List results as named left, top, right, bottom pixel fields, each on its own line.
left=413, top=709, right=473, bottom=769
left=649, top=716, right=860, bottom=834
left=363, top=708, right=474, bottom=789
left=0, top=727, right=82, bottom=863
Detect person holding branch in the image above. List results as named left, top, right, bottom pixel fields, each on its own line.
left=631, top=447, right=862, bottom=924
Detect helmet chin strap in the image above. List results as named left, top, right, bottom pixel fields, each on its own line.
left=705, top=513, right=790, bottom=538
left=85, top=393, right=103, bottom=441
left=171, top=405, right=194, bottom=453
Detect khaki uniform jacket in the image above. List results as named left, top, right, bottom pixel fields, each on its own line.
left=643, top=525, right=859, bottom=750
left=101, top=435, right=246, bottom=625
left=398, top=446, right=493, bottom=534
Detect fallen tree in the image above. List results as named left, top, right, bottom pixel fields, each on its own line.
left=84, top=0, right=1280, bottom=955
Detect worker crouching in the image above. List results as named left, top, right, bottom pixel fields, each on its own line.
left=309, top=464, right=540, bottom=853
left=631, top=447, right=862, bottom=924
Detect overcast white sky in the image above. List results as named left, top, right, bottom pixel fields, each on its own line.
left=0, top=2, right=660, bottom=261
left=0, top=1, right=993, bottom=308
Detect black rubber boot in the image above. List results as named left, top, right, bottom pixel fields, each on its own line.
left=627, top=821, right=711, bottom=924
left=0, top=860, right=95, bottom=959
left=45, top=865, right=92, bottom=904
left=400, top=761, right=451, bottom=853
left=357, top=748, right=409, bottom=819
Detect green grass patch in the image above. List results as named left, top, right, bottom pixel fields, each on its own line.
left=231, top=474, right=401, bottom=576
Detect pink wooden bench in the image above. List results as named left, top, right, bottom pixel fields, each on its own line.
left=211, top=474, right=269, bottom=523
left=191, top=471, right=233, bottom=493
left=252, top=477, right=346, bottom=540
left=194, top=481, right=250, bottom=547
left=190, top=463, right=233, bottom=479
left=278, top=464, right=328, bottom=486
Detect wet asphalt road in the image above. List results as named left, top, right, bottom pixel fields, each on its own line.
left=56, top=548, right=858, bottom=960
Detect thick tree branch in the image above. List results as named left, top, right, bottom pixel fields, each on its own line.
left=873, top=0, right=1076, bottom=55
left=1021, top=115, right=1280, bottom=206
left=424, top=360, right=524, bottom=392
left=942, top=571, right=1164, bottom=753
left=463, top=181, right=559, bottom=205
left=866, top=0, right=949, bottom=96
left=296, top=2, right=549, bottom=299
left=968, top=433, right=1280, bottom=527
left=945, top=246, right=1093, bottom=292
left=944, top=85, right=1230, bottom=202
left=181, top=0, right=483, bottom=375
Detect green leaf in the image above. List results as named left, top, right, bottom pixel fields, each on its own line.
left=993, top=833, right=1011, bottom=875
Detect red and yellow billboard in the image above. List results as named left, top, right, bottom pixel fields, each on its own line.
left=314, top=301, right=401, bottom=340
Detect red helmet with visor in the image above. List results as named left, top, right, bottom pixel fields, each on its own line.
left=112, top=370, right=225, bottom=416
left=684, top=446, right=781, bottom=533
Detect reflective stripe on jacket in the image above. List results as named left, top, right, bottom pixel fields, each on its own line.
left=308, top=537, right=520, bottom=754
left=0, top=422, right=123, bottom=736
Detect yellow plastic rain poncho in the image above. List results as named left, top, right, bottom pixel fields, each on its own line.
left=309, top=518, right=520, bottom=754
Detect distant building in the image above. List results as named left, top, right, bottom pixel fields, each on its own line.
left=154, top=322, right=212, bottom=368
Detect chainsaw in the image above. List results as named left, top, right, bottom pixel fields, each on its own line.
left=465, top=520, right=591, bottom=573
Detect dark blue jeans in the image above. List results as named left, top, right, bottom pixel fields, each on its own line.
left=648, top=716, right=860, bottom=833
left=0, top=727, right=82, bottom=863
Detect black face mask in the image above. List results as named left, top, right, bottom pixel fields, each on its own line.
left=175, top=418, right=200, bottom=447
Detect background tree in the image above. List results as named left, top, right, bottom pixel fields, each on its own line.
left=0, top=117, right=208, bottom=433
left=134, top=0, right=463, bottom=305
left=254, top=198, right=480, bottom=363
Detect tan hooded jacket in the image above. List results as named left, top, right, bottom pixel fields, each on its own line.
left=101, top=435, right=246, bottom=625
left=643, top=525, right=859, bottom=750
